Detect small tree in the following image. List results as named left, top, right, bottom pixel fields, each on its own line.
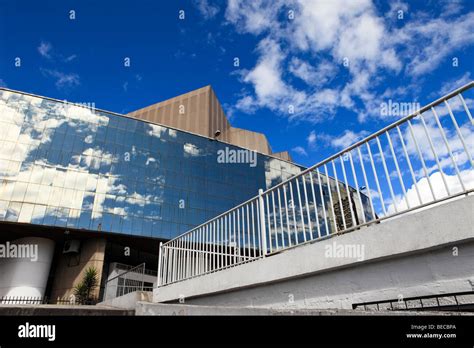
left=74, top=267, right=98, bottom=304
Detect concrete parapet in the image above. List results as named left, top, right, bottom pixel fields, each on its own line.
left=154, top=195, right=474, bottom=309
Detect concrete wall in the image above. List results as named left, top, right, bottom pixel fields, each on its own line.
left=272, top=151, right=292, bottom=162
left=135, top=302, right=468, bottom=316
left=226, top=127, right=272, bottom=155
left=154, top=195, right=474, bottom=309
left=100, top=290, right=152, bottom=310
left=127, top=86, right=289, bottom=158
left=50, top=238, right=106, bottom=300
left=128, top=86, right=225, bottom=142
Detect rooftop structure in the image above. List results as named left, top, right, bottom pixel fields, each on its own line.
left=128, top=85, right=292, bottom=161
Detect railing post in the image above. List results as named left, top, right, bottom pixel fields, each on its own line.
left=258, top=189, right=267, bottom=258
left=141, top=263, right=145, bottom=291
left=157, top=242, right=163, bottom=287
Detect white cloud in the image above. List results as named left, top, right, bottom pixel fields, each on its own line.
left=386, top=0, right=409, bottom=17
left=194, top=0, right=220, bottom=19
left=225, top=0, right=282, bottom=34
left=237, top=38, right=307, bottom=115
left=236, top=40, right=341, bottom=121
left=335, top=13, right=401, bottom=72
left=40, top=68, right=80, bottom=89
left=324, top=130, right=370, bottom=150
left=291, top=0, right=372, bottom=52
left=438, top=72, right=472, bottom=95
left=38, top=41, right=78, bottom=63
left=430, top=95, right=472, bottom=118
left=387, top=169, right=474, bottom=214
left=147, top=124, right=177, bottom=139
left=184, top=143, right=203, bottom=157
left=403, top=115, right=474, bottom=166
left=289, top=0, right=402, bottom=75
left=397, top=12, right=474, bottom=77
left=243, top=38, right=287, bottom=103
left=307, top=130, right=316, bottom=149
left=225, top=0, right=474, bottom=124
left=38, top=41, right=52, bottom=58
left=64, top=54, right=77, bottom=62
left=228, top=0, right=402, bottom=122
left=291, top=146, right=307, bottom=156
left=147, top=124, right=167, bottom=137
left=306, top=88, right=339, bottom=113
left=289, top=58, right=337, bottom=87
left=234, top=95, right=257, bottom=114
left=440, top=0, right=464, bottom=17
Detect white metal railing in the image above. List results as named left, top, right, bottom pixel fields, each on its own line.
left=104, top=263, right=150, bottom=300
left=157, top=81, right=474, bottom=287
left=114, top=262, right=157, bottom=277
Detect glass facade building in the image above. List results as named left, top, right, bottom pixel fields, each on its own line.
left=0, top=87, right=376, bottom=301
left=0, top=89, right=304, bottom=241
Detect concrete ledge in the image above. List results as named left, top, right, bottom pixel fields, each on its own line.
left=99, top=291, right=152, bottom=310
left=0, top=304, right=134, bottom=316
left=136, top=302, right=473, bottom=316
left=154, top=195, right=474, bottom=305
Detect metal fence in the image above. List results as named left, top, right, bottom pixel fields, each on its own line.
left=157, top=81, right=474, bottom=287
left=104, top=263, right=152, bottom=300
left=114, top=262, right=157, bottom=277
left=0, top=295, right=97, bottom=305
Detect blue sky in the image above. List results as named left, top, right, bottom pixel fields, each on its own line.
left=0, top=0, right=473, bottom=169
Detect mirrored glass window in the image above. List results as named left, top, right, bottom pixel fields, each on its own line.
left=0, top=90, right=305, bottom=240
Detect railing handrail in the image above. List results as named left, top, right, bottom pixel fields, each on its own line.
left=162, top=81, right=474, bottom=247
left=258, top=81, right=474, bottom=197
left=113, top=262, right=157, bottom=276
left=162, top=196, right=261, bottom=246
left=106, top=262, right=146, bottom=283
left=157, top=81, right=473, bottom=288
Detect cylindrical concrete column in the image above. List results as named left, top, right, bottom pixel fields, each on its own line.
left=0, top=237, right=55, bottom=299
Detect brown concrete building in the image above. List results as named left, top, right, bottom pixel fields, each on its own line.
left=127, top=85, right=292, bottom=161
